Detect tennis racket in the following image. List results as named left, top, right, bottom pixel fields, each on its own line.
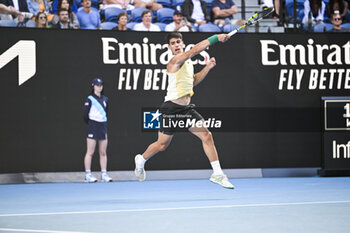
left=228, top=7, right=275, bottom=37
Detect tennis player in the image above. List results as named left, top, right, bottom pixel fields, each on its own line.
left=135, top=32, right=234, bottom=189
left=83, top=78, right=112, bottom=183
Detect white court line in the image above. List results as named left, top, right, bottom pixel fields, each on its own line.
left=0, top=228, right=92, bottom=233
left=0, top=200, right=349, bottom=217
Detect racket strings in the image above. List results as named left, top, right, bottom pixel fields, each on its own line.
left=247, top=7, right=274, bottom=25
left=228, top=7, right=274, bottom=36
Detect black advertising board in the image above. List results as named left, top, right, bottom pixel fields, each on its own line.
left=0, top=28, right=349, bottom=173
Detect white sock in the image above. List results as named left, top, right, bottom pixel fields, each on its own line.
left=210, top=160, right=224, bottom=175
left=85, top=170, right=91, bottom=175
left=137, top=154, right=147, bottom=168
left=101, top=170, right=107, bottom=174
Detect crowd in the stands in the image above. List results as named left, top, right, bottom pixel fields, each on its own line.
left=0, top=0, right=349, bottom=32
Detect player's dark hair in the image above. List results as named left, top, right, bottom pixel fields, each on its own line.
left=167, top=32, right=183, bottom=43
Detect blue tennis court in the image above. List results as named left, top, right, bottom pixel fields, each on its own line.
left=0, top=177, right=349, bottom=233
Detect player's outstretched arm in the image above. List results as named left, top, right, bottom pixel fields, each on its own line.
left=171, top=34, right=229, bottom=66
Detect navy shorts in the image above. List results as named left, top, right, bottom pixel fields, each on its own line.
left=160, top=101, right=204, bottom=135
left=86, top=120, right=107, bottom=140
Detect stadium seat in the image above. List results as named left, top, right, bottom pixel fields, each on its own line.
left=324, top=23, right=334, bottom=31
left=198, top=23, right=221, bottom=32
left=131, top=7, right=148, bottom=22
left=0, top=20, right=17, bottom=27
left=313, top=23, right=327, bottom=32
left=157, top=7, right=175, bottom=23
left=342, top=23, right=350, bottom=29
left=126, top=22, right=137, bottom=30
left=26, top=20, right=36, bottom=28
left=285, top=0, right=306, bottom=22
left=346, top=11, right=350, bottom=23
left=203, top=0, right=214, bottom=12
left=101, top=22, right=118, bottom=30
left=298, top=9, right=305, bottom=22
left=157, top=0, right=172, bottom=8
left=312, top=23, right=332, bottom=32
left=203, top=0, right=214, bottom=8
left=222, top=24, right=245, bottom=33
left=172, top=0, right=185, bottom=10
left=91, top=0, right=99, bottom=9
left=105, top=7, right=126, bottom=22
left=154, top=22, right=168, bottom=31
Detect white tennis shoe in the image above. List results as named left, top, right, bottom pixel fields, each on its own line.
left=210, top=173, right=234, bottom=189
left=101, top=173, right=112, bottom=182
left=85, top=173, right=97, bottom=183
left=134, top=154, right=146, bottom=182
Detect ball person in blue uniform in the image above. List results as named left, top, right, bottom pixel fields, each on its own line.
left=83, top=78, right=112, bottom=182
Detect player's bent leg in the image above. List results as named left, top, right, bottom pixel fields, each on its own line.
left=189, top=125, right=218, bottom=162
left=135, top=131, right=173, bottom=181
left=142, top=131, right=173, bottom=159
left=189, top=125, right=234, bottom=189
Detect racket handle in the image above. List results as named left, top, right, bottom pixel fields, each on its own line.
left=228, top=29, right=238, bottom=37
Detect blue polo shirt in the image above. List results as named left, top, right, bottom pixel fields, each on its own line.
left=212, top=0, right=236, bottom=20
left=76, top=8, right=101, bottom=30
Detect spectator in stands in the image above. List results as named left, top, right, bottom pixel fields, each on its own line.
left=212, top=0, right=246, bottom=29
left=113, top=11, right=130, bottom=30
left=34, top=10, right=48, bottom=27
left=77, top=0, right=101, bottom=29
left=0, top=0, right=32, bottom=20
left=181, top=0, right=211, bottom=30
left=0, top=3, right=23, bottom=18
left=51, top=0, right=78, bottom=14
left=165, top=10, right=193, bottom=32
left=52, top=8, right=75, bottom=28
left=0, top=0, right=29, bottom=12
left=52, top=0, right=79, bottom=28
left=259, top=0, right=280, bottom=17
left=103, top=0, right=135, bottom=10
left=133, top=9, right=160, bottom=31
left=302, top=0, right=325, bottom=29
left=327, top=0, right=348, bottom=21
left=134, top=0, right=162, bottom=11
left=329, top=10, right=350, bottom=31
left=26, top=0, right=53, bottom=21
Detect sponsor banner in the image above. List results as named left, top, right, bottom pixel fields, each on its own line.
left=0, top=28, right=349, bottom=173
left=142, top=107, right=322, bottom=132
left=261, top=39, right=350, bottom=91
